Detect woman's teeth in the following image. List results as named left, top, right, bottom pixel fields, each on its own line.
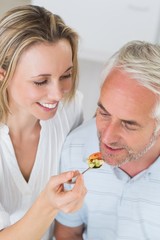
left=39, top=102, right=57, bottom=109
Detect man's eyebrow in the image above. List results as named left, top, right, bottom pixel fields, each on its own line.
left=97, top=102, right=141, bottom=127
left=122, top=119, right=141, bottom=127
left=97, top=102, right=109, bottom=113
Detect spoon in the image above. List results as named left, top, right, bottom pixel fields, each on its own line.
left=70, top=162, right=104, bottom=184
left=70, top=152, right=104, bottom=183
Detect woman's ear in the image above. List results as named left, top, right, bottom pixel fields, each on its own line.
left=0, top=67, right=6, bottom=81
left=155, top=126, right=160, bottom=137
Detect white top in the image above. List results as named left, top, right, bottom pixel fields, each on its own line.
left=56, top=118, right=160, bottom=240
left=0, top=91, right=83, bottom=240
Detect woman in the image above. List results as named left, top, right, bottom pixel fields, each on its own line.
left=0, top=5, right=86, bottom=240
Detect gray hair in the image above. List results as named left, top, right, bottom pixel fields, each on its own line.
left=101, top=40, right=160, bottom=129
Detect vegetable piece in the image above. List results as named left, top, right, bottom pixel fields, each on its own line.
left=87, top=152, right=104, bottom=168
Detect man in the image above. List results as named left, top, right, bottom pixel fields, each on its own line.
left=54, top=40, right=160, bottom=240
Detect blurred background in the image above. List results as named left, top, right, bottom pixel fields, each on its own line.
left=1, top=0, right=160, bottom=120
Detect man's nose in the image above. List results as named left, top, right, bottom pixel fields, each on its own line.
left=102, top=121, right=122, bottom=144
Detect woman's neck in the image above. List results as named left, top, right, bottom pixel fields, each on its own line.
left=6, top=113, right=40, bottom=135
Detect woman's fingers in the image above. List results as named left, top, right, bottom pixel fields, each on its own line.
left=55, top=174, right=87, bottom=211
left=61, top=175, right=87, bottom=213
left=60, top=195, right=85, bottom=213
left=50, top=170, right=80, bottom=187
left=43, top=171, right=87, bottom=213
left=73, top=174, right=86, bottom=193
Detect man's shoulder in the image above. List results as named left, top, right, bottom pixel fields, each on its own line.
left=66, top=118, right=97, bottom=143
left=60, top=118, right=99, bottom=170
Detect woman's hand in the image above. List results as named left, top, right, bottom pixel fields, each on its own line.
left=41, top=171, right=87, bottom=213
left=0, top=171, right=86, bottom=240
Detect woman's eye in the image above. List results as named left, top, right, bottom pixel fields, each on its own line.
left=60, top=73, right=72, bottom=80
left=34, top=80, right=48, bottom=86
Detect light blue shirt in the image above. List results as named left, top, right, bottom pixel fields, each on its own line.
left=56, top=118, right=160, bottom=240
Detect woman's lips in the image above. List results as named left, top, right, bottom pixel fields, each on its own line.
left=37, top=102, right=58, bottom=111
left=38, top=102, right=58, bottom=109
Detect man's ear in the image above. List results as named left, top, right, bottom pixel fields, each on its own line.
left=0, top=67, right=6, bottom=81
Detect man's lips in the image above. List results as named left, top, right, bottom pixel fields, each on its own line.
left=104, top=144, right=125, bottom=154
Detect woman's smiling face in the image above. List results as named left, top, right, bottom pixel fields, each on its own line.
left=6, top=40, right=73, bottom=120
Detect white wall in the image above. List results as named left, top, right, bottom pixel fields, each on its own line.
left=32, top=0, right=160, bottom=119
left=32, top=0, right=160, bottom=61
left=0, top=0, right=31, bottom=17
left=78, top=59, right=103, bottom=119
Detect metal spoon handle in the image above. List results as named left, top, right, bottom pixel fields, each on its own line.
left=70, top=167, right=91, bottom=184
left=81, top=167, right=91, bottom=174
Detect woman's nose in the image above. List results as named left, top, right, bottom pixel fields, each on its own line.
left=47, top=82, right=63, bottom=101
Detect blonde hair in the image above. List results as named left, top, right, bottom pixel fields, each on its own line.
left=0, top=5, right=79, bottom=122
left=102, top=40, right=160, bottom=128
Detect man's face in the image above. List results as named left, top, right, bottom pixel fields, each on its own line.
left=96, top=68, right=160, bottom=167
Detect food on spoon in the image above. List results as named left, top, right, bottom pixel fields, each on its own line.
left=87, top=152, right=104, bottom=168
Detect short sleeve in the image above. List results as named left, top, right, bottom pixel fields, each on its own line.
left=56, top=205, right=86, bottom=227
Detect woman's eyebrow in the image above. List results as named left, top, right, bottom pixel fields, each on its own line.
left=31, top=74, right=51, bottom=78
left=31, top=66, right=73, bottom=78
left=64, top=66, right=73, bottom=73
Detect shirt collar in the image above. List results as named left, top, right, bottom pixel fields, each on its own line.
left=110, top=156, right=160, bottom=182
